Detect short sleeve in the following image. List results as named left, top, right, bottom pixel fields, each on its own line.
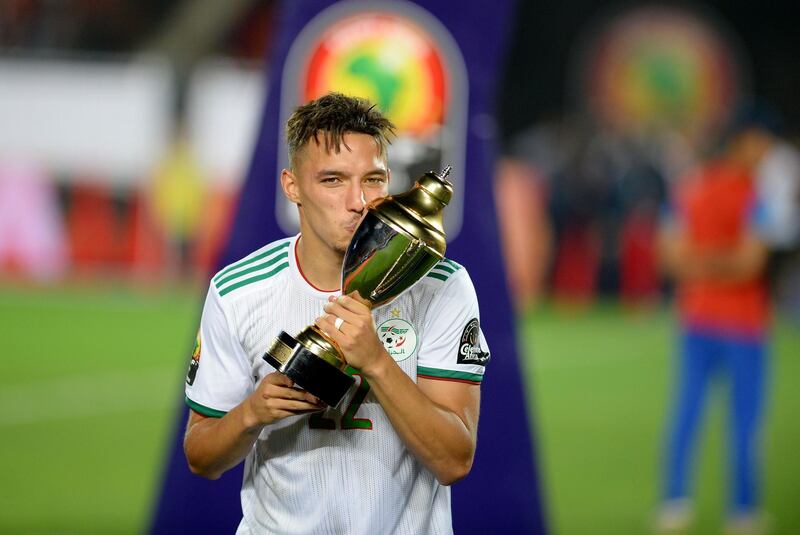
left=416, top=269, right=490, bottom=385
left=185, top=283, right=253, bottom=417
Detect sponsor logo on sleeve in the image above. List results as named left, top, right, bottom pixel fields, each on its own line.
left=186, top=331, right=201, bottom=386
left=377, top=318, right=418, bottom=362
left=457, top=318, right=490, bottom=366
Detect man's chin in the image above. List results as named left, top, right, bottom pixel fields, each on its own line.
left=336, top=229, right=357, bottom=255
left=333, top=240, right=350, bottom=257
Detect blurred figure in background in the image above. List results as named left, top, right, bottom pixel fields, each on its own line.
left=149, top=124, right=205, bottom=279
left=656, top=112, right=774, bottom=535
left=493, top=156, right=553, bottom=312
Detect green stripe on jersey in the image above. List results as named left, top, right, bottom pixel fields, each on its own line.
left=417, top=366, right=483, bottom=383
left=214, top=251, right=288, bottom=288
left=185, top=396, right=227, bottom=418
left=431, top=262, right=456, bottom=274
left=443, top=258, right=462, bottom=270
left=218, top=262, right=289, bottom=296
left=426, top=258, right=462, bottom=281
left=213, top=240, right=290, bottom=284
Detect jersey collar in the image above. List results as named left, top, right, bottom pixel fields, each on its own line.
left=289, top=234, right=342, bottom=299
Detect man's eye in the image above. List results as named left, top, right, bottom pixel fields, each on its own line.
left=365, top=176, right=386, bottom=184
left=321, top=177, right=340, bottom=183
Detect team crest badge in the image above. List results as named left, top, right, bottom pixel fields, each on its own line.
left=377, top=318, right=417, bottom=362
left=186, top=331, right=201, bottom=385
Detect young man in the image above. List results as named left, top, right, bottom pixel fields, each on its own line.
left=183, top=93, right=490, bottom=534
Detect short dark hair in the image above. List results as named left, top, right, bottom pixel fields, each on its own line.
left=286, top=92, right=396, bottom=168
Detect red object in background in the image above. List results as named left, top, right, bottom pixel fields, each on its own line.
left=192, top=187, right=238, bottom=278
left=227, top=2, right=277, bottom=60
left=66, top=183, right=168, bottom=278
left=66, top=183, right=118, bottom=270
left=620, top=209, right=660, bottom=304
left=64, top=182, right=235, bottom=282
left=552, top=224, right=600, bottom=303
left=118, top=191, right=165, bottom=280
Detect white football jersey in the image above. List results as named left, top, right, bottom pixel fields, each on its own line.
left=185, top=235, right=490, bottom=535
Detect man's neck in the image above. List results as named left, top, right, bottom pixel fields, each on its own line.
left=296, top=235, right=343, bottom=291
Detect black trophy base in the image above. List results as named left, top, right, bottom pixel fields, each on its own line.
left=263, top=332, right=355, bottom=408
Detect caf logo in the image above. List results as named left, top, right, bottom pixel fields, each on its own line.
left=186, top=331, right=201, bottom=386
left=377, top=318, right=417, bottom=362
left=458, top=318, right=490, bottom=366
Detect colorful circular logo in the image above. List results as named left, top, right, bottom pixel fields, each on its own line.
left=580, top=6, right=740, bottom=141
left=303, top=13, right=447, bottom=136
left=377, top=318, right=417, bottom=362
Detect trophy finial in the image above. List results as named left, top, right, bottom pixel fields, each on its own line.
left=438, top=165, right=452, bottom=180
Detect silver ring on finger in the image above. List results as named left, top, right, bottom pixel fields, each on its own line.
left=334, top=317, right=344, bottom=331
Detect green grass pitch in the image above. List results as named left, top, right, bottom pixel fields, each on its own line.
left=521, top=304, right=800, bottom=535
left=0, top=286, right=797, bottom=534
left=0, top=285, right=199, bottom=535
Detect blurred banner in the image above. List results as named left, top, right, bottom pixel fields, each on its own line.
left=151, top=1, right=547, bottom=533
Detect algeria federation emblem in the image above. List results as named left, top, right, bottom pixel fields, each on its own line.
left=377, top=318, right=417, bottom=362
left=186, top=331, right=201, bottom=386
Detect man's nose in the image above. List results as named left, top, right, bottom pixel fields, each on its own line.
left=346, top=182, right=366, bottom=213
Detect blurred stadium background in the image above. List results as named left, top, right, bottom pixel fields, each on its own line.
left=0, top=1, right=798, bottom=534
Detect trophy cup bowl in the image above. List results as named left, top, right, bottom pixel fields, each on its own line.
left=263, top=166, right=454, bottom=407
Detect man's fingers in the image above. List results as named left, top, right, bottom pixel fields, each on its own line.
left=273, top=399, right=326, bottom=412
left=264, top=384, right=321, bottom=405
left=322, top=300, right=359, bottom=325
left=346, top=291, right=370, bottom=306
left=264, top=371, right=294, bottom=387
left=270, top=406, right=322, bottom=420
left=328, top=293, right=370, bottom=313
left=315, top=314, right=347, bottom=340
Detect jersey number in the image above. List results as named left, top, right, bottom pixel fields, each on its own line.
left=309, top=366, right=372, bottom=430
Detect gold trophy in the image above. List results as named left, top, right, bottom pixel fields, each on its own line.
left=263, top=166, right=453, bottom=407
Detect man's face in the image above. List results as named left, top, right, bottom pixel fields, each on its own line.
left=281, top=132, right=390, bottom=256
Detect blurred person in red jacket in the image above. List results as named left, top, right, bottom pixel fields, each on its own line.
left=655, top=110, right=775, bottom=535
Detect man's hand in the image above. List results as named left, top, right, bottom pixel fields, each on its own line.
left=315, top=293, right=390, bottom=374
left=243, top=372, right=326, bottom=430
left=184, top=372, right=325, bottom=480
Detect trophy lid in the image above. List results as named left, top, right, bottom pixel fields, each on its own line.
left=416, top=165, right=453, bottom=206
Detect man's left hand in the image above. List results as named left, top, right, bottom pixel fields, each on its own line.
left=315, top=292, right=388, bottom=374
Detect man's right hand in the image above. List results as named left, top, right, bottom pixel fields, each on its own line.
left=243, top=372, right=326, bottom=430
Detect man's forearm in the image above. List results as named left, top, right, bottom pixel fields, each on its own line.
left=698, top=237, right=767, bottom=282
left=362, top=355, right=478, bottom=486
left=184, top=402, right=263, bottom=480
left=658, top=231, right=767, bottom=283
left=184, top=372, right=325, bottom=479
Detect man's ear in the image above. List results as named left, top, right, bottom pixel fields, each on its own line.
left=281, top=169, right=301, bottom=205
